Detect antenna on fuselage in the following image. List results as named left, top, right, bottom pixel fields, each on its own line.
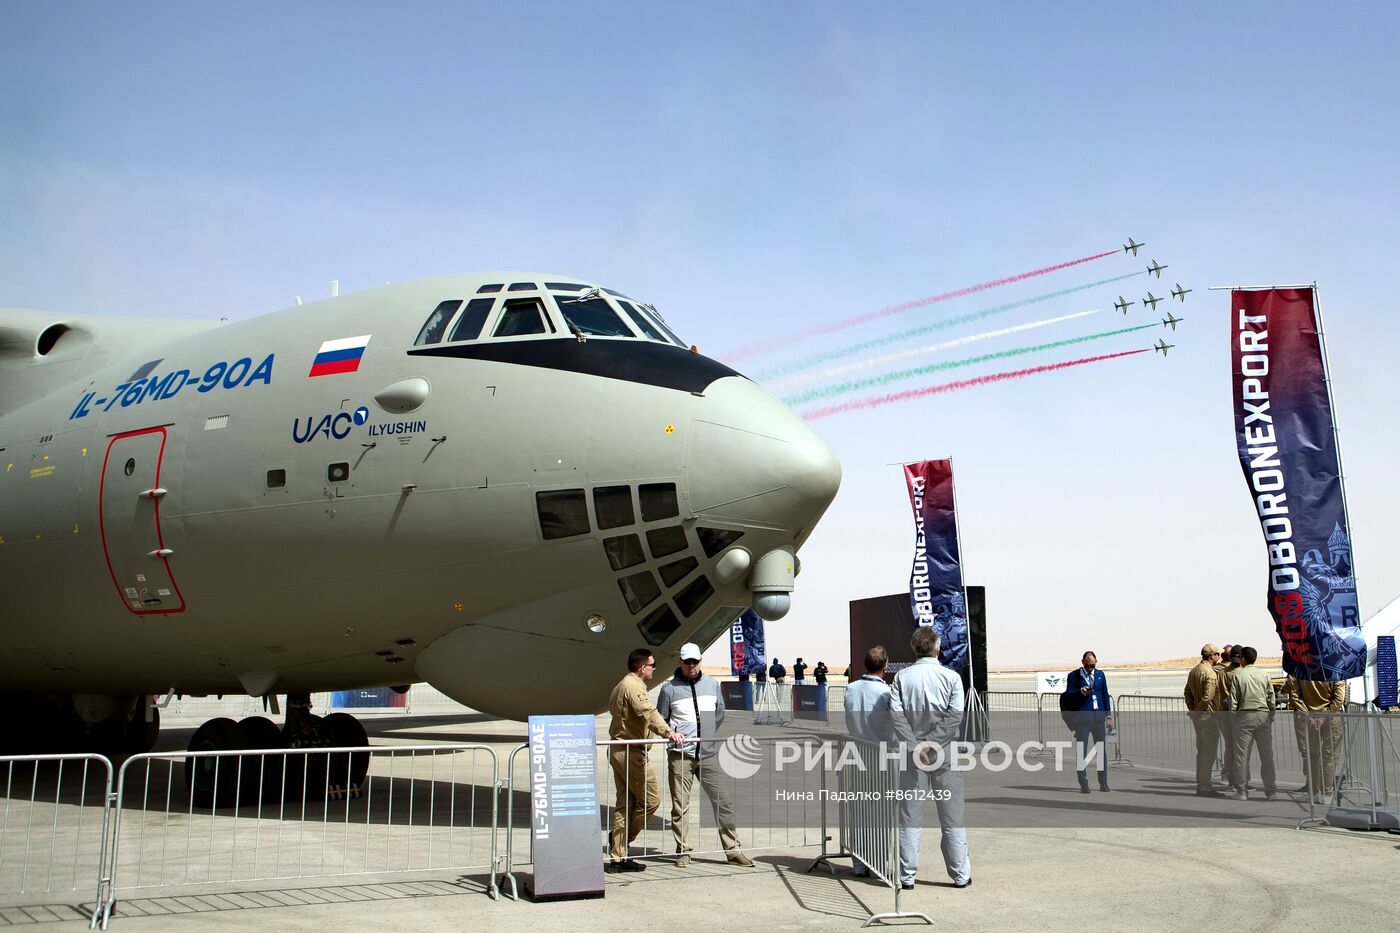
left=329, top=280, right=340, bottom=297
left=295, top=296, right=303, bottom=306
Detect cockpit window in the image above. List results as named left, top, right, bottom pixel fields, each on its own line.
left=447, top=297, right=495, bottom=342
left=604, top=288, right=634, bottom=300
left=546, top=282, right=585, bottom=291
left=494, top=298, right=553, bottom=337
left=618, top=301, right=668, bottom=342
left=638, top=304, right=686, bottom=347
left=507, top=282, right=537, bottom=292
left=556, top=296, right=634, bottom=338
left=414, top=300, right=464, bottom=346
left=477, top=283, right=503, bottom=294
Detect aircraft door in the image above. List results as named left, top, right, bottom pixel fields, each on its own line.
left=100, top=427, right=185, bottom=615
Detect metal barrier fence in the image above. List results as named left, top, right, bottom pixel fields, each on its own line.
left=100, top=743, right=499, bottom=927
left=501, top=735, right=832, bottom=900
left=983, top=692, right=1047, bottom=750
left=809, top=736, right=931, bottom=927
left=7, top=711, right=1398, bottom=925
left=1298, top=712, right=1400, bottom=829
left=1, top=754, right=114, bottom=928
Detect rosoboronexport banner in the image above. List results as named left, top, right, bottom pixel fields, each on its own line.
left=902, top=460, right=967, bottom=671
left=1231, top=287, right=1364, bottom=679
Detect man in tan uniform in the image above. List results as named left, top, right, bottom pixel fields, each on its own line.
left=1184, top=643, right=1226, bottom=797
left=1284, top=675, right=1346, bottom=804
left=607, top=648, right=683, bottom=872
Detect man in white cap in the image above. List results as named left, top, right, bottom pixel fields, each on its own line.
left=656, top=643, right=754, bottom=867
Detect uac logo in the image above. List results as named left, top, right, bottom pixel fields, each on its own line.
left=292, top=406, right=370, bottom=444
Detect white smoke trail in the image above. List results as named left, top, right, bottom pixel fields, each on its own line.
left=764, top=308, right=1101, bottom=391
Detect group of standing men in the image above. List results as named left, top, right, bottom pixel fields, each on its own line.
left=1184, top=643, right=1345, bottom=804
left=604, top=645, right=754, bottom=872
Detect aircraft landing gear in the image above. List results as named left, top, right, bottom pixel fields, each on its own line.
left=183, top=693, right=370, bottom=809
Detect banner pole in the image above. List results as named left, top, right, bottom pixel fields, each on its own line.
left=1310, top=284, right=1369, bottom=701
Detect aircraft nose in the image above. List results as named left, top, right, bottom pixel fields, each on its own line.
left=686, top=376, right=841, bottom=536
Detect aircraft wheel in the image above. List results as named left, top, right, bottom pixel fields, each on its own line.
left=184, top=717, right=242, bottom=809
left=321, top=712, right=370, bottom=790
left=236, top=716, right=285, bottom=802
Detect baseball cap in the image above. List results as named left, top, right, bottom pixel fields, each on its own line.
left=679, top=643, right=702, bottom=661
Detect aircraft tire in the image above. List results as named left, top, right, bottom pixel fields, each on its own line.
left=185, top=717, right=242, bottom=809
left=236, top=716, right=285, bottom=803
left=321, top=712, right=370, bottom=790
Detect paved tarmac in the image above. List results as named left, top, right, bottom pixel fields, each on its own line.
left=4, top=709, right=1398, bottom=931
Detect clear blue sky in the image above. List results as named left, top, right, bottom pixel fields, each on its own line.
left=4, top=2, right=1397, bottom=669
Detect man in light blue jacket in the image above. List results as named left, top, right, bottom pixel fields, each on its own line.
left=890, top=627, right=972, bottom=891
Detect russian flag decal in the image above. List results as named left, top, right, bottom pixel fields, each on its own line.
left=309, top=335, right=372, bottom=377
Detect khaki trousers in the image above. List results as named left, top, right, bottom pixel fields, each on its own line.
left=1191, top=713, right=1220, bottom=792
left=667, top=751, right=741, bottom=855
left=609, top=746, right=659, bottom=860
left=1295, top=713, right=1343, bottom=792
left=1231, top=711, right=1276, bottom=795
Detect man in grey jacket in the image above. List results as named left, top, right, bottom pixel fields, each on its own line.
left=656, top=643, right=753, bottom=867
left=890, top=627, right=972, bottom=890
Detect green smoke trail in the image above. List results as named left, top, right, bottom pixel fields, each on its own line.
left=781, top=322, right=1159, bottom=406
left=753, top=270, right=1144, bottom=382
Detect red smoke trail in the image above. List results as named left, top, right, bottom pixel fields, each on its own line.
left=799, top=348, right=1151, bottom=420
left=725, top=247, right=1121, bottom=362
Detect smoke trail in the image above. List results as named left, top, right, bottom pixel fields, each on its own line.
left=782, top=323, right=1159, bottom=406
left=753, top=270, right=1144, bottom=381
left=766, top=309, right=1100, bottom=391
left=799, top=348, right=1153, bottom=420
left=726, top=247, right=1121, bottom=362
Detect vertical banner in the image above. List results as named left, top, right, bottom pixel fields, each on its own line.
left=902, top=460, right=968, bottom=670
left=1231, top=288, right=1364, bottom=679
left=729, top=608, right=767, bottom=675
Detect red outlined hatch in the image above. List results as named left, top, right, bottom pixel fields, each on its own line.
left=99, top=427, right=185, bottom=614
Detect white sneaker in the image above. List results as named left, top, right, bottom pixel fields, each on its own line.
left=1232, top=789, right=1248, bottom=801
left=1313, top=793, right=1328, bottom=806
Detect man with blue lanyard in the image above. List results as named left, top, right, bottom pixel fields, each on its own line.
left=1065, top=650, right=1112, bottom=793
left=844, top=646, right=897, bottom=878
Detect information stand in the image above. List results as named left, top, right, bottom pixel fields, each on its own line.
left=524, top=714, right=605, bottom=901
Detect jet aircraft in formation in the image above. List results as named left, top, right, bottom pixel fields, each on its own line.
left=1147, top=259, right=1168, bottom=279
left=1161, top=311, right=1184, bottom=331
left=1154, top=338, right=1175, bottom=356
left=0, top=273, right=841, bottom=805
left=1171, top=283, right=1192, bottom=302
left=1113, top=296, right=1135, bottom=315
left=1142, top=291, right=1163, bottom=311
left=1123, top=237, right=1145, bottom=256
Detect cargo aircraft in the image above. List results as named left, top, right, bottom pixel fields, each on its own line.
left=1, top=274, right=841, bottom=801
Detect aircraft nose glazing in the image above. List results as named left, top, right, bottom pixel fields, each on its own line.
left=686, top=377, right=841, bottom=536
